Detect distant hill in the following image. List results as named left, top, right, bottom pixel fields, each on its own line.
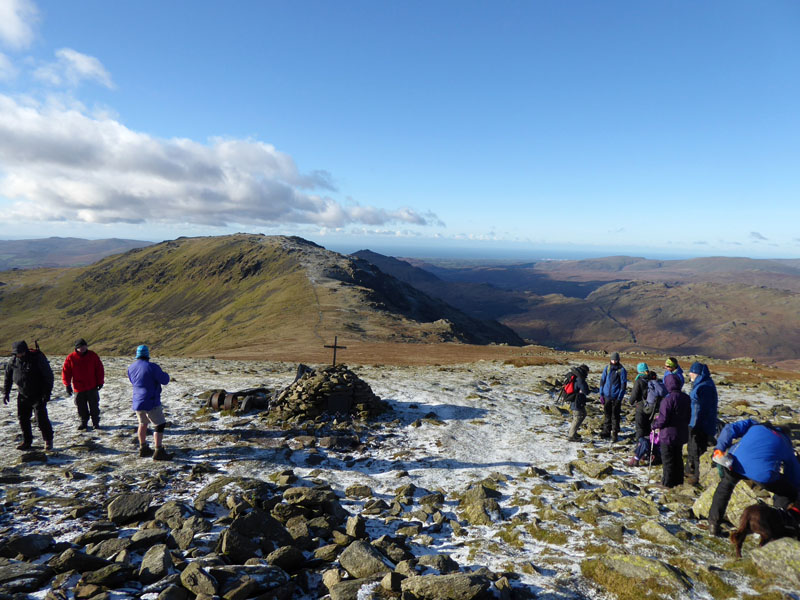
left=0, top=235, right=523, bottom=356
left=0, top=237, right=152, bottom=270
left=364, top=252, right=800, bottom=364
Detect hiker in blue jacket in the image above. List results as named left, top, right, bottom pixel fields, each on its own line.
left=707, top=419, right=800, bottom=536
left=663, top=357, right=684, bottom=387
left=127, top=345, right=171, bottom=461
left=686, top=362, right=718, bottom=484
left=599, top=352, right=627, bottom=442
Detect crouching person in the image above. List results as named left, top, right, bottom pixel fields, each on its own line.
left=127, top=344, right=171, bottom=460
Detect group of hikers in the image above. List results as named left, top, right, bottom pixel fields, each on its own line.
left=3, top=339, right=172, bottom=460
left=561, top=353, right=800, bottom=536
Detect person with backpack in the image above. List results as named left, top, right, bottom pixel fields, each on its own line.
left=707, top=419, right=800, bottom=537
left=651, top=373, right=691, bottom=487
left=3, top=341, right=55, bottom=450
left=599, top=352, right=627, bottom=442
left=625, top=365, right=656, bottom=466
left=664, top=357, right=684, bottom=387
left=686, top=361, right=718, bottom=485
left=562, top=364, right=590, bottom=442
left=61, top=338, right=105, bottom=431
left=127, top=344, right=172, bottom=460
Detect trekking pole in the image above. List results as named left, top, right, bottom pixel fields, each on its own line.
left=647, top=430, right=656, bottom=483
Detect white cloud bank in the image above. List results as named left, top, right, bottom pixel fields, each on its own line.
left=0, top=95, right=435, bottom=228
left=0, top=0, right=38, bottom=50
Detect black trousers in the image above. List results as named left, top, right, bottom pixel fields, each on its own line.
left=708, top=467, right=800, bottom=525
left=686, top=428, right=710, bottom=477
left=75, top=388, right=101, bottom=426
left=17, top=394, right=53, bottom=444
left=602, top=398, right=622, bottom=435
left=660, top=442, right=685, bottom=487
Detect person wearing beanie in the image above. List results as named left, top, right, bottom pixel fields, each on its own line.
left=686, top=361, right=718, bottom=484
left=664, top=357, right=685, bottom=387
left=625, top=364, right=655, bottom=466
left=127, top=345, right=172, bottom=460
left=3, top=340, right=54, bottom=450
left=599, top=352, right=627, bottom=442
left=651, top=373, right=692, bottom=487
left=61, top=338, right=105, bottom=430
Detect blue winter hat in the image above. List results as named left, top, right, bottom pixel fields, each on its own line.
left=135, top=344, right=150, bottom=359
left=689, top=361, right=704, bottom=374
left=637, top=362, right=649, bottom=374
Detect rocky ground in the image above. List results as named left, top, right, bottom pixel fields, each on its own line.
left=1, top=355, right=799, bottom=600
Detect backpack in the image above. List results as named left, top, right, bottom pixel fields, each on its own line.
left=555, top=371, right=577, bottom=405
left=645, top=379, right=667, bottom=416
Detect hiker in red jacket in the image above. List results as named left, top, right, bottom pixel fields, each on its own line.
left=61, top=338, right=105, bottom=430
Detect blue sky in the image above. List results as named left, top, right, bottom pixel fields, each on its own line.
left=0, top=0, right=799, bottom=259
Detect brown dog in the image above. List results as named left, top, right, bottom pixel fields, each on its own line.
left=730, top=502, right=800, bottom=557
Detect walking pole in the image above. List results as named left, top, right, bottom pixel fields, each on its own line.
left=647, top=430, right=656, bottom=483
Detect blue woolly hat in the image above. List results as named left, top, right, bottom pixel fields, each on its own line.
left=637, top=362, right=649, bottom=373
left=135, top=344, right=150, bottom=359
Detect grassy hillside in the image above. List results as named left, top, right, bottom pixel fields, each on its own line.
left=0, top=234, right=522, bottom=357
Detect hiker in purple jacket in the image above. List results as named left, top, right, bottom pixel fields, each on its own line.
left=651, top=373, right=691, bottom=487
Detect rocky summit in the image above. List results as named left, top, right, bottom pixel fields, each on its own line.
left=0, top=354, right=799, bottom=600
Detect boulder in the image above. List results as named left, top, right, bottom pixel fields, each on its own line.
left=400, top=573, right=493, bottom=599
left=750, top=538, right=800, bottom=587
left=139, top=544, right=173, bottom=585
left=48, top=548, right=111, bottom=573
left=337, top=540, right=392, bottom=579
left=0, top=561, right=54, bottom=594
left=179, top=562, right=218, bottom=596
left=581, top=553, right=691, bottom=600
left=107, top=492, right=153, bottom=524
left=0, top=533, right=54, bottom=559
left=570, top=460, right=614, bottom=479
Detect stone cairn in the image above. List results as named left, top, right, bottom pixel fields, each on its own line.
left=266, top=364, right=389, bottom=424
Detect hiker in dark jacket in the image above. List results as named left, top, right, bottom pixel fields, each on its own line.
left=3, top=341, right=55, bottom=450
left=651, top=373, right=691, bottom=487
left=565, top=364, right=590, bottom=442
left=626, top=366, right=656, bottom=466
left=707, top=419, right=800, bottom=536
left=599, top=352, right=627, bottom=442
left=686, top=362, right=718, bottom=484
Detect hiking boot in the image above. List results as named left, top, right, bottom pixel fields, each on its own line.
left=566, top=435, right=582, bottom=442
left=77, top=422, right=88, bottom=431
left=152, top=447, right=172, bottom=461
left=139, top=445, right=154, bottom=458
left=16, top=442, right=32, bottom=450
left=92, top=421, right=100, bottom=430
left=708, top=520, right=724, bottom=537
left=611, top=432, right=618, bottom=442
left=686, top=474, right=699, bottom=486
left=599, top=432, right=610, bottom=439
left=44, top=440, right=53, bottom=451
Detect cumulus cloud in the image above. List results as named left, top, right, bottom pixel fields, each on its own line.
left=0, top=94, right=436, bottom=229
left=750, top=231, right=768, bottom=241
left=0, top=0, right=38, bottom=50
left=34, top=48, right=114, bottom=88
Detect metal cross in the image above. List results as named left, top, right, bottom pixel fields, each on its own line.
left=324, top=336, right=347, bottom=367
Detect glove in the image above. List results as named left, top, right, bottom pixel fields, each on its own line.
left=97, top=384, right=103, bottom=391
left=66, top=385, right=73, bottom=397
left=599, top=395, right=605, bottom=405
left=712, top=449, right=724, bottom=461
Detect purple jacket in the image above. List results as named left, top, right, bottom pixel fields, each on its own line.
left=652, top=374, right=691, bottom=446
left=127, top=359, right=170, bottom=411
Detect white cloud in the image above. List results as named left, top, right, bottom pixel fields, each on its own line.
left=0, top=0, right=38, bottom=50
left=0, top=52, right=17, bottom=80
left=34, top=48, right=114, bottom=88
left=0, top=94, right=436, bottom=229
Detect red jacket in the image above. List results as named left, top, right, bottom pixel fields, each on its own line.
left=62, top=350, right=105, bottom=392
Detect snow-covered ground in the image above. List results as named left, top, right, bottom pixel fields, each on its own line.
left=1, top=355, right=794, bottom=599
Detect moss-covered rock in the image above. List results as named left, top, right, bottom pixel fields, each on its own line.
left=750, top=538, right=800, bottom=588
left=581, top=553, right=692, bottom=600
left=607, top=495, right=660, bottom=517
